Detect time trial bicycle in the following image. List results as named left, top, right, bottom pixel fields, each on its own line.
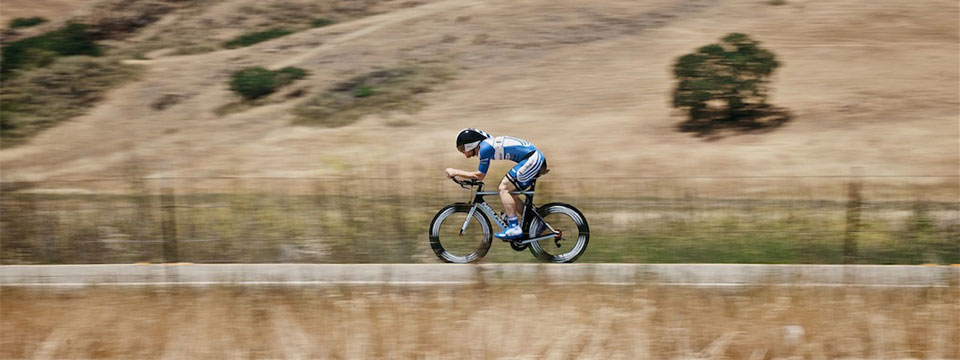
left=428, top=177, right=589, bottom=263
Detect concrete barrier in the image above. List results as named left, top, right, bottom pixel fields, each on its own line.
left=1, top=264, right=957, bottom=287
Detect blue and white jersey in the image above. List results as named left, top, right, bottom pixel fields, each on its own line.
left=477, top=136, right=539, bottom=174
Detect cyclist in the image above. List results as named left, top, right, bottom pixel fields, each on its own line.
left=445, top=128, right=547, bottom=240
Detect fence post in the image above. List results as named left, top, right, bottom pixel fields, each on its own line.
left=843, top=169, right=862, bottom=264
left=161, top=188, right=179, bottom=263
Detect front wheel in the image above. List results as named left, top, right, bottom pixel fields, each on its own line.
left=527, top=203, right=589, bottom=263
left=429, top=203, right=493, bottom=263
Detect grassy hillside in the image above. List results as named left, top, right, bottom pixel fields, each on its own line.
left=0, top=0, right=956, bottom=194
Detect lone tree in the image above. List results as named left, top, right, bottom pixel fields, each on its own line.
left=672, top=33, right=780, bottom=120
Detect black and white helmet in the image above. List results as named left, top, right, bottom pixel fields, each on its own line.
left=456, top=128, right=490, bottom=152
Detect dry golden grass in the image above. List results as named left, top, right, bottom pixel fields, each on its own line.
left=0, top=57, right=143, bottom=148
left=1, top=175, right=956, bottom=264
left=0, top=0, right=956, bottom=194
left=292, top=65, right=454, bottom=128
left=1, top=284, right=956, bottom=359
left=0, top=0, right=97, bottom=28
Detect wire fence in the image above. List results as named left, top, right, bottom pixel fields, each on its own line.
left=1, top=176, right=957, bottom=264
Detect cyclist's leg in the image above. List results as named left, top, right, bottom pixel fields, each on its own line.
left=495, top=177, right=523, bottom=239
left=498, top=177, right=520, bottom=218
left=504, top=151, right=545, bottom=218
left=513, top=192, right=524, bottom=218
left=496, top=159, right=534, bottom=239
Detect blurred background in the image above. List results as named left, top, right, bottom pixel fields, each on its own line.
left=0, top=0, right=956, bottom=265
left=1, top=175, right=958, bottom=264
left=1, top=0, right=957, bottom=358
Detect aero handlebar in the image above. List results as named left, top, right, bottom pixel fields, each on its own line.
left=449, top=177, right=481, bottom=189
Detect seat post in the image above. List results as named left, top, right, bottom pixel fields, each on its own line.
left=526, top=181, right=536, bottom=203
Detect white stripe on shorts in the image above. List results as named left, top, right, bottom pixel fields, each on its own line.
left=517, top=152, right=542, bottom=181
left=527, top=156, right=544, bottom=181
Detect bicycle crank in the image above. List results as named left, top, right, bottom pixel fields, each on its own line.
left=518, top=231, right=562, bottom=245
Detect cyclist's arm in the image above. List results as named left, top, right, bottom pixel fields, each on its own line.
left=444, top=142, right=491, bottom=180
left=445, top=168, right=486, bottom=180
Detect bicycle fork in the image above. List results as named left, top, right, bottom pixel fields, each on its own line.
left=459, top=204, right=479, bottom=236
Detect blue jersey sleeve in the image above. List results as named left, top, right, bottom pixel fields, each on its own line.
left=477, top=143, right=493, bottom=174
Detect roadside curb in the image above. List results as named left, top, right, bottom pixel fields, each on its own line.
left=1, top=264, right=957, bottom=287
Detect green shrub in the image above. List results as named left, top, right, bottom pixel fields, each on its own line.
left=352, top=85, right=374, bottom=98
left=277, top=66, right=307, bottom=78
left=223, top=28, right=293, bottom=48
left=229, top=66, right=307, bottom=100
left=9, top=17, right=48, bottom=29
left=1, top=23, right=102, bottom=80
left=312, top=18, right=335, bottom=27
left=672, top=33, right=780, bottom=120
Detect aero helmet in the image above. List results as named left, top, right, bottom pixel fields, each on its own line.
left=456, top=128, right=490, bottom=152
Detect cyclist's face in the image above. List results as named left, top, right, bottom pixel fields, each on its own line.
left=461, top=149, right=476, bottom=158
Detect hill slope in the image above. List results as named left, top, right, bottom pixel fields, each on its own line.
left=1, top=0, right=957, bottom=193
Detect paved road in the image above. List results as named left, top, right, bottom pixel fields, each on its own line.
left=1, top=264, right=957, bottom=287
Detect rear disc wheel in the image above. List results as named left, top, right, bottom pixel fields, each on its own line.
left=527, top=203, right=589, bottom=263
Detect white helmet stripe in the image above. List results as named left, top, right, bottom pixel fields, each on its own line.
left=463, top=140, right=481, bottom=152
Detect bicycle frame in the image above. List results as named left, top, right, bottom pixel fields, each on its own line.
left=457, top=180, right=561, bottom=245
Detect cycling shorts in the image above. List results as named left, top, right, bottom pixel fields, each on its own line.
left=506, top=151, right=546, bottom=190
